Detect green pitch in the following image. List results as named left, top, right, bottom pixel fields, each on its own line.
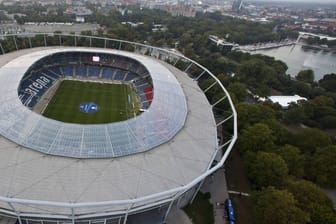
left=43, top=80, right=139, bottom=124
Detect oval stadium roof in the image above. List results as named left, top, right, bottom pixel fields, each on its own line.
left=0, top=48, right=187, bottom=158
left=0, top=47, right=217, bottom=213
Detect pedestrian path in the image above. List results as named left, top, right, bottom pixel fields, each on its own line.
left=201, top=168, right=229, bottom=224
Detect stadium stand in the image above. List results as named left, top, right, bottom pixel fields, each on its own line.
left=87, top=66, right=101, bottom=78
left=18, top=52, right=153, bottom=109
left=75, top=65, right=88, bottom=77
left=144, top=87, right=153, bottom=104
left=62, top=65, right=74, bottom=77
left=124, top=72, right=138, bottom=81
left=114, top=70, right=126, bottom=81
left=101, top=67, right=114, bottom=79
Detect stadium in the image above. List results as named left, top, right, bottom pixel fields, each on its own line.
left=0, top=34, right=237, bottom=224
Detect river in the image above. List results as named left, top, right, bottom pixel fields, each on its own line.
left=253, top=44, right=336, bottom=81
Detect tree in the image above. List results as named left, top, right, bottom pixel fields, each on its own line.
left=311, top=95, right=335, bottom=107
left=319, top=115, right=336, bottom=129
left=247, top=151, right=288, bottom=188
left=296, top=69, right=315, bottom=83
left=235, top=103, right=276, bottom=129
left=261, top=119, right=291, bottom=145
left=283, top=102, right=311, bottom=124
left=276, top=145, right=304, bottom=178
left=253, top=186, right=309, bottom=224
left=236, top=59, right=277, bottom=96
left=238, top=123, right=275, bottom=154
left=290, top=128, right=331, bottom=154
left=227, top=82, right=247, bottom=102
left=305, top=146, right=336, bottom=187
left=319, top=73, right=336, bottom=92
left=287, top=180, right=336, bottom=224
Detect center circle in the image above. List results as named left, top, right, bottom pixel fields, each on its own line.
left=79, top=102, right=99, bottom=113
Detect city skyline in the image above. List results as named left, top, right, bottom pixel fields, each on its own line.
left=248, top=0, right=336, bottom=4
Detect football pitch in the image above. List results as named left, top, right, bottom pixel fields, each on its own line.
left=43, top=80, right=139, bottom=124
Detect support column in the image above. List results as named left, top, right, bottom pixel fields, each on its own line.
left=216, top=114, right=233, bottom=127
left=190, top=182, right=203, bottom=204
left=59, top=35, right=62, bottom=47
left=0, top=42, right=5, bottom=54
left=71, top=208, right=75, bottom=224
left=184, top=63, right=193, bottom=72
left=194, top=70, right=206, bottom=81
left=13, top=35, right=18, bottom=50
left=204, top=81, right=217, bottom=93
left=163, top=199, right=175, bottom=222
left=173, top=58, right=179, bottom=66
left=28, top=37, right=32, bottom=48
left=44, top=34, right=47, bottom=47
left=123, top=204, right=133, bottom=224
left=212, top=96, right=227, bottom=107
left=8, top=202, right=22, bottom=224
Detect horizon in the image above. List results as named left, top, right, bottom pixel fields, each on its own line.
left=247, top=0, right=336, bottom=4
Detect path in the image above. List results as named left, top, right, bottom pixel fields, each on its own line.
left=201, top=168, right=229, bottom=224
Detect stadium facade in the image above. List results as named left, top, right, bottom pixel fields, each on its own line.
left=0, top=34, right=237, bottom=224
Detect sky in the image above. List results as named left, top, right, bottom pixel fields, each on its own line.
left=249, top=0, right=336, bottom=3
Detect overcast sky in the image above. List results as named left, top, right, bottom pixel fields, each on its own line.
left=249, top=0, right=336, bottom=3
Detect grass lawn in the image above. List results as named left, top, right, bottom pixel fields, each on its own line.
left=183, top=192, right=214, bottom=224
left=43, top=80, right=139, bottom=124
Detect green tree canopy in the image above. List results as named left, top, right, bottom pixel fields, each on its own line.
left=290, top=128, right=332, bottom=154
left=296, top=69, right=315, bottom=84
left=319, top=73, right=336, bottom=92
left=305, top=145, right=336, bottom=187
left=287, top=180, right=336, bottom=224
left=235, top=103, right=276, bottom=129
left=247, top=151, right=288, bottom=188
left=238, top=123, right=275, bottom=154
left=261, top=119, right=291, bottom=145
left=236, top=59, right=277, bottom=96
left=276, top=145, right=304, bottom=178
left=227, top=82, right=247, bottom=103
left=253, top=186, right=309, bottom=224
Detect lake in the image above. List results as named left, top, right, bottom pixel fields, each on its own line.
left=253, top=44, right=336, bottom=81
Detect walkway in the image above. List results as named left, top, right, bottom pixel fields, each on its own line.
left=201, top=168, right=229, bottom=224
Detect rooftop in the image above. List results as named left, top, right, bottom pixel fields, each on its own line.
left=0, top=47, right=217, bottom=214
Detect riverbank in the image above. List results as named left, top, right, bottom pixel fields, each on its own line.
left=298, top=43, right=336, bottom=53
left=252, top=44, right=336, bottom=80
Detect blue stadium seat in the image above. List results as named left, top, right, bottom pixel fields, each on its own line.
left=42, top=70, right=62, bottom=80
left=75, top=66, right=87, bottom=77
left=124, top=72, right=138, bottom=81
left=102, top=68, right=115, bottom=79
left=62, top=66, right=74, bottom=77
left=49, top=66, right=63, bottom=77
left=87, top=66, right=101, bottom=78
left=101, top=68, right=114, bottom=79
left=114, top=70, right=126, bottom=80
